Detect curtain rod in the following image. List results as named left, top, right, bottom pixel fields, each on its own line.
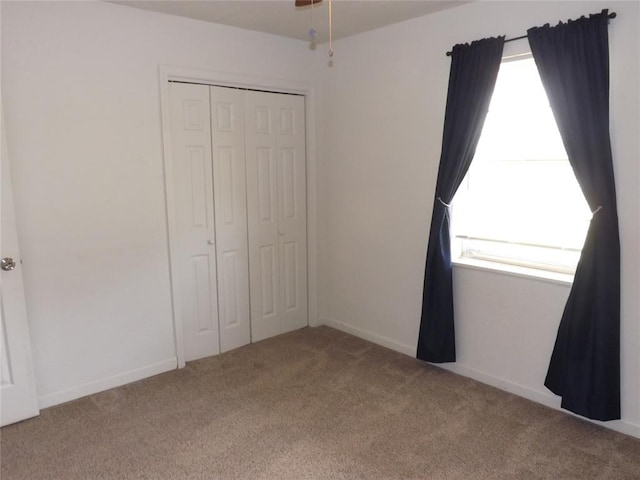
left=445, top=11, right=617, bottom=56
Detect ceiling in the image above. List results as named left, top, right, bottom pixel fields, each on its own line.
left=110, top=1, right=469, bottom=44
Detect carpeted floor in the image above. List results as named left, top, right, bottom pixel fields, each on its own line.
left=1, top=326, right=639, bottom=479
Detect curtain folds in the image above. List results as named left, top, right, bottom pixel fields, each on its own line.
left=528, top=10, right=621, bottom=420
left=417, top=37, right=504, bottom=363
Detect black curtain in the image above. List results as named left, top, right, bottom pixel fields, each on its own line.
left=417, top=37, right=504, bottom=363
left=528, top=10, right=621, bottom=421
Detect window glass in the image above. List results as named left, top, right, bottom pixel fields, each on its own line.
left=451, top=57, right=591, bottom=274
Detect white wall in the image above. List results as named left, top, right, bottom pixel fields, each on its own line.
left=3, top=0, right=638, bottom=439
left=319, top=0, right=640, bottom=437
left=1, top=1, right=318, bottom=407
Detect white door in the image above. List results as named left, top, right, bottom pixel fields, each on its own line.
left=245, top=91, right=307, bottom=342
left=168, top=83, right=252, bottom=360
left=169, top=82, right=220, bottom=361
left=1, top=113, right=40, bottom=426
left=209, top=86, right=251, bottom=353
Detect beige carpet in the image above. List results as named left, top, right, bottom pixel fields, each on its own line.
left=1, top=326, right=639, bottom=479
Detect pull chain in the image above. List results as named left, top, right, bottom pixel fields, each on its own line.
left=308, top=0, right=317, bottom=41
left=328, top=0, right=334, bottom=57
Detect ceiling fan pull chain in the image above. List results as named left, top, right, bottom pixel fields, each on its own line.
left=309, top=0, right=317, bottom=39
left=328, top=0, right=334, bottom=57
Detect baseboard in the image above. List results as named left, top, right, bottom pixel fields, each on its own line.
left=38, top=358, right=177, bottom=409
left=600, top=418, right=640, bottom=439
left=437, top=363, right=562, bottom=409
left=308, top=316, right=322, bottom=328
left=313, top=317, right=327, bottom=327
left=321, top=318, right=640, bottom=439
left=323, top=318, right=416, bottom=357
left=438, top=363, right=640, bottom=439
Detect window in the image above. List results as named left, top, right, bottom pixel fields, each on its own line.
left=451, top=56, right=591, bottom=275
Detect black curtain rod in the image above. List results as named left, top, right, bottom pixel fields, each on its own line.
left=445, top=11, right=617, bottom=56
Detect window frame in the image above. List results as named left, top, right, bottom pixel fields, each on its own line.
left=450, top=52, right=589, bottom=281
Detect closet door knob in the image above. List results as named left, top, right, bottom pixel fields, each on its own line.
left=207, top=239, right=215, bottom=246
left=1, top=257, right=16, bottom=271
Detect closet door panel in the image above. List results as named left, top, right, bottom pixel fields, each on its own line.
left=210, top=86, right=251, bottom=353
left=246, top=91, right=307, bottom=341
left=276, top=93, right=307, bottom=333
left=169, top=82, right=220, bottom=361
left=245, top=91, right=281, bottom=342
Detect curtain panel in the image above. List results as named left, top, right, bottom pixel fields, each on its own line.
left=417, top=37, right=504, bottom=363
left=528, top=10, right=621, bottom=421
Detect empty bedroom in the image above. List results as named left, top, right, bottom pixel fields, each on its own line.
left=1, top=1, right=639, bottom=478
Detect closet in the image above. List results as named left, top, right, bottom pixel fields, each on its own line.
left=168, top=83, right=307, bottom=361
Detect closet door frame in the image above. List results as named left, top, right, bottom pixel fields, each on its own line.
left=159, top=65, right=319, bottom=368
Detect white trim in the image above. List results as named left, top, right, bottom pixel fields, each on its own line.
left=439, top=362, right=562, bottom=409
left=502, top=51, right=533, bottom=63
left=323, top=318, right=416, bottom=357
left=437, top=362, right=640, bottom=439
left=322, top=319, right=639, bottom=439
left=38, top=358, right=177, bottom=409
left=159, top=67, right=186, bottom=368
left=452, top=257, right=574, bottom=287
left=305, top=89, right=320, bottom=328
left=158, top=65, right=319, bottom=365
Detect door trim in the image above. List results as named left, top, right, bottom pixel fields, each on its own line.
left=159, top=65, right=319, bottom=367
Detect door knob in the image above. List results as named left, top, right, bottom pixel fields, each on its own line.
left=207, top=239, right=215, bottom=246
left=1, top=257, right=17, bottom=271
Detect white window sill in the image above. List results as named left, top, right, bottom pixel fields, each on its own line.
left=452, top=257, right=574, bottom=287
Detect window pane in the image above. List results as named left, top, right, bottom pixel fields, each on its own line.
left=452, top=57, right=591, bottom=272
left=474, top=58, right=567, bottom=162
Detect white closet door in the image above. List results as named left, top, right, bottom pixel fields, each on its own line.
left=1, top=112, right=40, bottom=426
left=275, top=93, right=307, bottom=334
left=169, top=82, right=220, bottom=361
left=245, top=91, right=307, bottom=342
left=209, top=86, right=251, bottom=353
left=245, top=91, right=279, bottom=342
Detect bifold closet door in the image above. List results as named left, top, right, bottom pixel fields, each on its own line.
left=209, top=86, right=251, bottom=353
left=169, top=82, right=220, bottom=361
left=245, top=90, right=307, bottom=342
left=168, top=82, right=250, bottom=361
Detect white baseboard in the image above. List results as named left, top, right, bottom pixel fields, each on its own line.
left=438, top=362, right=562, bottom=409
left=321, top=318, right=640, bottom=439
left=38, top=358, right=177, bottom=409
left=323, top=318, right=416, bottom=357
left=594, top=417, right=640, bottom=438
left=438, top=362, right=640, bottom=439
